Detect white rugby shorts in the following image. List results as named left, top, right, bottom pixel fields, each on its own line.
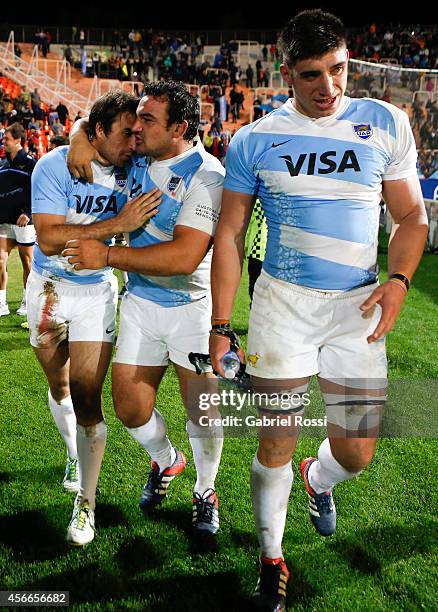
left=0, top=223, right=36, bottom=245
left=113, top=292, right=211, bottom=370
left=247, top=270, right=388, bottom=383
left=26, top=270, right=118, bottom=348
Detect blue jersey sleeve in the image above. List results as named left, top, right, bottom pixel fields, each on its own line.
left=224, top=125, right=259, bottom=195
left=31, top=149, right=70, bottom=216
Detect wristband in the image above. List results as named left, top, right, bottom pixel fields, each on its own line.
left=389, top=273, right=410, bottom=291
left=211, top=322, right=231, bottom=330
left=211, top=318, right=231, bottom=326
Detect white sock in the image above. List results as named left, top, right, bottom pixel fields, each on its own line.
left=48, top=391, right=77, bottom=460
left=0, top=289, right=6, bottom=304
left=122, top=270, right=129, bottom=284
left=186, top=420, right=223, bottom=494
left=308, top=438, right=359, bottom=494
left=76, top=420, right=107, bottom=510
left=126, top=408, right=175, bottom=471
left=251, top=454, right=293, bottom=559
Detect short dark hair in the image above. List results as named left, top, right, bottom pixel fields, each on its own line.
left=142, top=81, right=199, bottom=141
left=88, top=90, right=139, bottom=139
left=279, top=9, right=346, bottom=66
left=5, top=122, right=26, bottom=145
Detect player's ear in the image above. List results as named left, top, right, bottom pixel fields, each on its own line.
left=280, top=63, right=292, bottom=85
left=95, top=121, right=105, bottom=139
left=174, top=120, right=188, bottom=139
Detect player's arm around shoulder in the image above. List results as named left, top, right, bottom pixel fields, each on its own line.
left=117, top=165, right=225, bottom=276
left=65, top=165, right=223, bottom=275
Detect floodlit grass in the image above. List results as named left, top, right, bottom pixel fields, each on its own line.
left=1, top=238, right=437, bottom=611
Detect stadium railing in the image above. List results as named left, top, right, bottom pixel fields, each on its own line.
left=0, top=32, right=89, bottom=117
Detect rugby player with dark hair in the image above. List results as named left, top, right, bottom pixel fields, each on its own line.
left=29, top=90, right=160, bottom=546
left=65, top=81, right=225, bottom=540
left=209, top=9, right=428, bottom=610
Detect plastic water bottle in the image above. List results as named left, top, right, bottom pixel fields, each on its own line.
left=221, top=350, right=241, bottom=380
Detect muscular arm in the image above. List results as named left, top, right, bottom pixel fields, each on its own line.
left=211, top=189, right=255, bottom=320
left=34, top=190, right=161, bottom=256
left=360, top=175, right=428, bottom=342
left=64, top=224, right=213, bottom=276
left=383, top=175, right=428, bottom=278
left=209, top=189, right=255, bottom=373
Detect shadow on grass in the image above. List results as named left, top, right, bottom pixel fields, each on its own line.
left=0, top=510, right=69, bottom=562
left=141, top=506, right=220, bottom=555
left=143, top=506, right=192, bottom=537
left=329, top=522, right=438, bottom=574
left=19, top=566, right=250, bottom=611
left=98, top=503, right=129, bottom=529
left=287, top=562, right=319, bottom=607
left=116, top=536, right=163, bottom=573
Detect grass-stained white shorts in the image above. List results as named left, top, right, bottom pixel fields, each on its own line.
left=247, top=270, right=387, bottom=384
left=27, top=270, right=118, bottom=348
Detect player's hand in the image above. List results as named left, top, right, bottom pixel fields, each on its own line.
left=16, top=214, right=30, bottom=227
left=360, top=281, right=407, bottom=343
left=209, top=333, right=231, bottom=378
left=62, top=239, right=107, bottom=270
left=114, top=189, right=161, bottom=233
left=66, top=134, right=106, bottom=183
left=209, top=331, right=246, bottom=378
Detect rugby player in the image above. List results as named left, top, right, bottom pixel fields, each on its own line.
left=29, top=90, right=160, bottom=546
left=65, top=81, right=224, bottom=538
left=209, top=10, right=428, bottom=610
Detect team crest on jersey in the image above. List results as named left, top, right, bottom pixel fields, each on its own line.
left=168, top=176, right=182, bottom=193
left=353, top=123, right=373, bottom=140
left=115, top=169, right=127, bottom=188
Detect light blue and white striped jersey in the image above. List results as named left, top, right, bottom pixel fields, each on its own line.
left=224, top=96, right=417, bottom=291
left=127, top=141, right=224, bottom=307
left=31, top=146, right=129, bottom=284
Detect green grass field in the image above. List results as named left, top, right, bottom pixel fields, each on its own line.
left=1, top=241, right=437, bottom=611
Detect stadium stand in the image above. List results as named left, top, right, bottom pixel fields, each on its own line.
left=0, top=23, right=436, bottom=173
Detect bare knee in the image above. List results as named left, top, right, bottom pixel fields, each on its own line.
left=114, top=393, right=154, bottom=428
left=257, top=436, right=296, bottom=468
left=49, top=383, right=70, bottom=402
left=70, top=380, right=102, bottom=423
left=331, top=444, right=376, bottom=473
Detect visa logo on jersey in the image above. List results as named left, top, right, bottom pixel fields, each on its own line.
left=73, top=195, right=118, bottom=214
left=280, top=150, right=361, bottom=177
